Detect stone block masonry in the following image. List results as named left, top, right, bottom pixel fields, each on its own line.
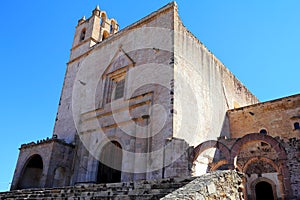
left=162, top=170, right=244, bottom=200
left=0, top=170, right=243, bottom=200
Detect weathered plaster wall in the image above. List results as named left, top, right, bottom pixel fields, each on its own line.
left=46, top=141, right=75, bottom=188
left=53, top=60, right=80, bottom=143
left=228, top=94, right=300, bottom=139
left=70, top=3, right=176, bottom=183
left=53, top=3, right=176, bottom=146
left=173, top=10, right=259, bottom=148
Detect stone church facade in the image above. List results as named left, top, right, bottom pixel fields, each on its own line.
left=9, top=2, right=300, bottom=199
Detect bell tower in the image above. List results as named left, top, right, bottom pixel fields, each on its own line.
left=53, top=6, right=119, bottom=144
left=70, top=6, right=119, bottom=60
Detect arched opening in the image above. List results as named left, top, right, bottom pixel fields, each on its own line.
left=231, top=134, right=290, bottom=199
left=193, top=147, right=218, bottom=175
left=210, top=159, right=229, bottom=171
left=53, top=167, right=68, bottom=187
left=80, top=28, right=86, bottom=42
left=110, top=24, right=113, bottom=34
left=18, top=154, right=43, bottom=189
left=192, top=140, right=230, bottom=176
left=255, top=181, right=274, bottom=200
left=102, top=30, right=110, bottom=41
left=110, top=20, right=118, bottom=34
left=100, top=12, right=107, bottom=27
left=97, top=141, right=122, bottom=183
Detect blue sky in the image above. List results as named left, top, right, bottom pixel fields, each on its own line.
left=0, top=1, right=299, bottom=192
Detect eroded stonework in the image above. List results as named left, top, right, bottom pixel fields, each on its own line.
left=1, top=171, right=243, bottom=200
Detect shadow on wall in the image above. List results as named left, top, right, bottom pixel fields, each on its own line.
left=191, top=113, right=231, bottom=176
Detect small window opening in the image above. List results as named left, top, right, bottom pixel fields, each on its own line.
left=259, top=129, right=268, bottom=135
left=110, top=24, right=113, bottom=33
left=114, top=79, right=125, bottom=100
left=294, top=122, right=300, bottom=130
left=80, top=29, right=86, bottom=42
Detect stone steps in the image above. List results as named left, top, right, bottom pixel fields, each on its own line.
left=0, top=177, right=195, bottom=200
left=0, top=171, right=243, bottom=200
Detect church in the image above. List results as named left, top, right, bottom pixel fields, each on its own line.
left=9, top=2, right=300, bottom=199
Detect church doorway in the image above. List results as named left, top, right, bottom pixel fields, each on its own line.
left=18, top=154, right=43, bottom=189
left=97, top=141, right=122, bottom=183
left=255, top=181, right=275, bottom=200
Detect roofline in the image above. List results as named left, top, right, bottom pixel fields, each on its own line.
left=121, top=2, right=177, bottom=32
left=68, top=2, right=177, bottom=64
left=228, top=93, right=300, bottom=112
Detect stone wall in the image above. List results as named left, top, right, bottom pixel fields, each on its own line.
left=10, top=139, right=74, bottom=190
left=283, top=137, right=300, bottom=197
left=228, top=93, right=300, bottom=139
left=162, top=170, right=244, bottom=200
left=0, top=171, right=243, bottom=200
left=224, top=93, right=300, bottom=198
left=56, top=3, right=177, bottom=183
left=192, top=132, right=300, bottom=198
left=173, top=6, right=259, bottom=148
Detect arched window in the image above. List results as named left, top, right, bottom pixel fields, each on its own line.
left=259, top=129, right=268, bottom=135
left=294, top=122, right=300, bottom=130
left=80, top=28, right=86, bottom=42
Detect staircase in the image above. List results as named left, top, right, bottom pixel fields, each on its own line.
left=0, top=170, right=243, bottom=200
left=0, top=177, right=195, bottom=200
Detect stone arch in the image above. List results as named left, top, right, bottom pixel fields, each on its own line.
left=192, top=140, right=231, bottom=175
left=251, top=177, right=277, bottom=200
left=192, top=140, right=230, bottom=162
left=102, top=30, right=110, bottom=40
left=230, top=133, right=292, bottom=198
left=79, top=28, right=86, bottom=42
left=17, top=154, right=43, bottom=189
left=230, top=133, right=287, bottom=162
left=100, top=11, right=107, bottom=27
left=110, top=19, right=118, bottom=33
left=97, top=140, right=123, bottom=183
left=210, top=159, right=229, bottom=171
left=242, top=157, right=279, bottom=174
